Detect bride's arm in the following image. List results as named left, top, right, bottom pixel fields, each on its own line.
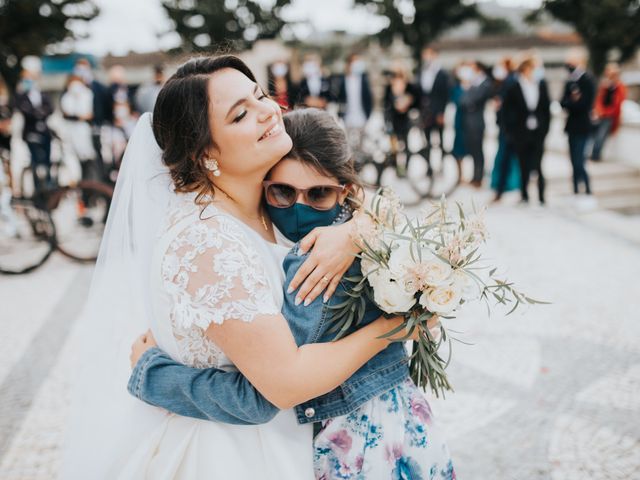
left=130, top=215, right=410, bottom=419
left=206, top=311, right=405, bottom=409
left=129, top=313, right=408, bottom=418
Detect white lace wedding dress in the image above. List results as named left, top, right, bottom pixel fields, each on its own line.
left=116, top=192, right=314, bottom=479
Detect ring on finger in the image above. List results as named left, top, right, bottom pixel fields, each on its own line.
left=321, top=275, right=330, bottom=283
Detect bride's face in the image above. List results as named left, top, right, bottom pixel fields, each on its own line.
left=207, top=68, right=292, bottom=178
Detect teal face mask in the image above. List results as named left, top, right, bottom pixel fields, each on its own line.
left=266, top=202, right=341, bottom=243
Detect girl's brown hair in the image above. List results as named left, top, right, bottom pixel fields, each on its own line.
left=281, top=108, right=363, bottom=208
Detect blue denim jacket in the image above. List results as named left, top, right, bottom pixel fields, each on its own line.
left=128, top=245, right=409, bottom=426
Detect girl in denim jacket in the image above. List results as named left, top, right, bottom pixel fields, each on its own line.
left=130, top=109, right=454, bottom=480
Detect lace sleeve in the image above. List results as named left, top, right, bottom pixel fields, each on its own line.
left=161, top=215, right=280, bottom=331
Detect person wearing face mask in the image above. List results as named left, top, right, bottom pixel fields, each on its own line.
left=74, top=58, right=110, bottom=180
left=14, top=68, right=55, bottom=193
left=383, top=63, right=419, bottom=165
left=560, top=49, right=595, bottom=201
left=135, top=64, right=166, bottom=114
left=296, top=54, right=332, bottom=109
left=450, top=61, right=471, bottom=168
left=336, top=53, right=373, bottom=154
left=491, top=56, right=521, bottom=201
left=417, top=47, right=451, bottom=174
left=267, top=61, right=294, bottom=110
left=459, top=61, right=494, bottom=187
left=502, top=55, right=551, bottom=205
left=0, top=77, right=12, bottom=157
left=60, top=74, right=95, bottom=170
left=108, top=65, right=137, bottom=138
left=590, top=62, right=626, bottom=162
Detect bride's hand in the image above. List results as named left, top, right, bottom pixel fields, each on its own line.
left=288, top=221, right=360, bottom=305
left=130, top=329, right=158, bottom=368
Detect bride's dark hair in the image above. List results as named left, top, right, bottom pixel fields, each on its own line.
left=152, top=55, right=257, bottom=204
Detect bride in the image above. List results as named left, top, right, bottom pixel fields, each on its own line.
left=61, top=55, right=414, bottom=479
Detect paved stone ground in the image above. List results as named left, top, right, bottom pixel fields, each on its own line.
left=1, top=162, right=639, bottom=479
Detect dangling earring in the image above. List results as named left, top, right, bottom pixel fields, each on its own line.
left=205, top=157, right=221, bottom=177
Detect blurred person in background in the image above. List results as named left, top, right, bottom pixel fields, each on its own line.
left=297, top=54, right=331, bottom=109
left=503, top=55, right=551, bottom=205
left=450, top=61, right=470, bottom=169
left=0, top=77, right=12, bottom=156
left=337, top=52, right=373, bottom=153
left=418, top=46, right=450, bottom=174
left=135, top=64, right=165, bottom=114
left=491, top=55, right=521, bottom=201
left=60, top=74, right=95, bottom=176
left=108, top=65, right=137, bottom=138
left=560, top=49, right=595, bottom=201
left=74, top=58, right=110, bottom=179
left=590, top=62, right=626, bottom=161
left=267, top=61, right=294, bottom=110
left=14, top=68, right=54, bottom=193
left=460, top=61, right=493, bottom=187
left=383, top=63, right=418, bottom=167
left=0, top=76, right=13, bottom=234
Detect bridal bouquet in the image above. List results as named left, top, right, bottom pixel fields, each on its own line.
left=329, top=190, right=545, bottom=397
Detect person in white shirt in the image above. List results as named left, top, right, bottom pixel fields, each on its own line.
left=297, top=54, right=331, bottom=109
left=337, top=53, right=373, bottom=153
left=61, top=74, right=95, bottom=165
left=502, top=55, right=551, bottom=204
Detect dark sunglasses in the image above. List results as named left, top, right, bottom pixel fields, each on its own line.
left=263, top=181, right=346, bottom=211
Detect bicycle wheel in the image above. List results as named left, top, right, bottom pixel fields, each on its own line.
left=47, top=180, right=113, bottom=262
left=0, top=198, right=56, bottom=275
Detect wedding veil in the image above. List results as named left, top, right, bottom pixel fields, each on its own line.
left=61, top=113, right=174, bottom=478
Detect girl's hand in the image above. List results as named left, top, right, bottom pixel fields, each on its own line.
left=288, top=221, right=360, bottom=305
left=130, top=329, right=158, bottom=368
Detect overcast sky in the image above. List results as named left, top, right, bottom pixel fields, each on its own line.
left=73, top=0, right=543, bottom=56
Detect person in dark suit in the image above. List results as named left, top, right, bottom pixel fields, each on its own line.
left=0, top=76, right=12, bottom=155
left=383, top=63, right=419, bottom=161
left=460, top=62, right=494, bottom=187
left=296, top=54, right=332, bottom=109
left=491, top=56, right=521, bottom=200
left=418, top=47, right=451, bottom=170
left=14, top=69, right=54, bottom=193
left=560, top=49, right=595, bottom=197
left=336, top=53, right=373, bottom=153
left=267, top=61, right=295, bottom=110
left=503, top=55, right=551, bottom=204
left=74, top=58, right=111, bottom=179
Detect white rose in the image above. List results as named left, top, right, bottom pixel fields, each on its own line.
left=387, top=240, right=414, bottom=275
left=360, top=255, right=377, bottom=277
left=420, top=258, right=453, bottom=287
left=452, top=269, right=481, bottom=301
left=369, top=270, right=417, bottom=314
left=419, top=284, right=462, bottom=315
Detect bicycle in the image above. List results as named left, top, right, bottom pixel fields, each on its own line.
left=18, top=130, right=114, bottom=264
left=0, top=146, right=56, bottom=275
left=356, top=114, right=461, bottom=206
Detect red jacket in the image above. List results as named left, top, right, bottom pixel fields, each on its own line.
left=594, top=81, right=626, bottom=133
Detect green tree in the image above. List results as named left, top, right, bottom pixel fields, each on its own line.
left=528, top=0, right=640, bottom=74
left=161, top=0, right=292, bottom=53
left=353, top=0, right=481, bottom=59
left=0, top=0, right=99, bottom=92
